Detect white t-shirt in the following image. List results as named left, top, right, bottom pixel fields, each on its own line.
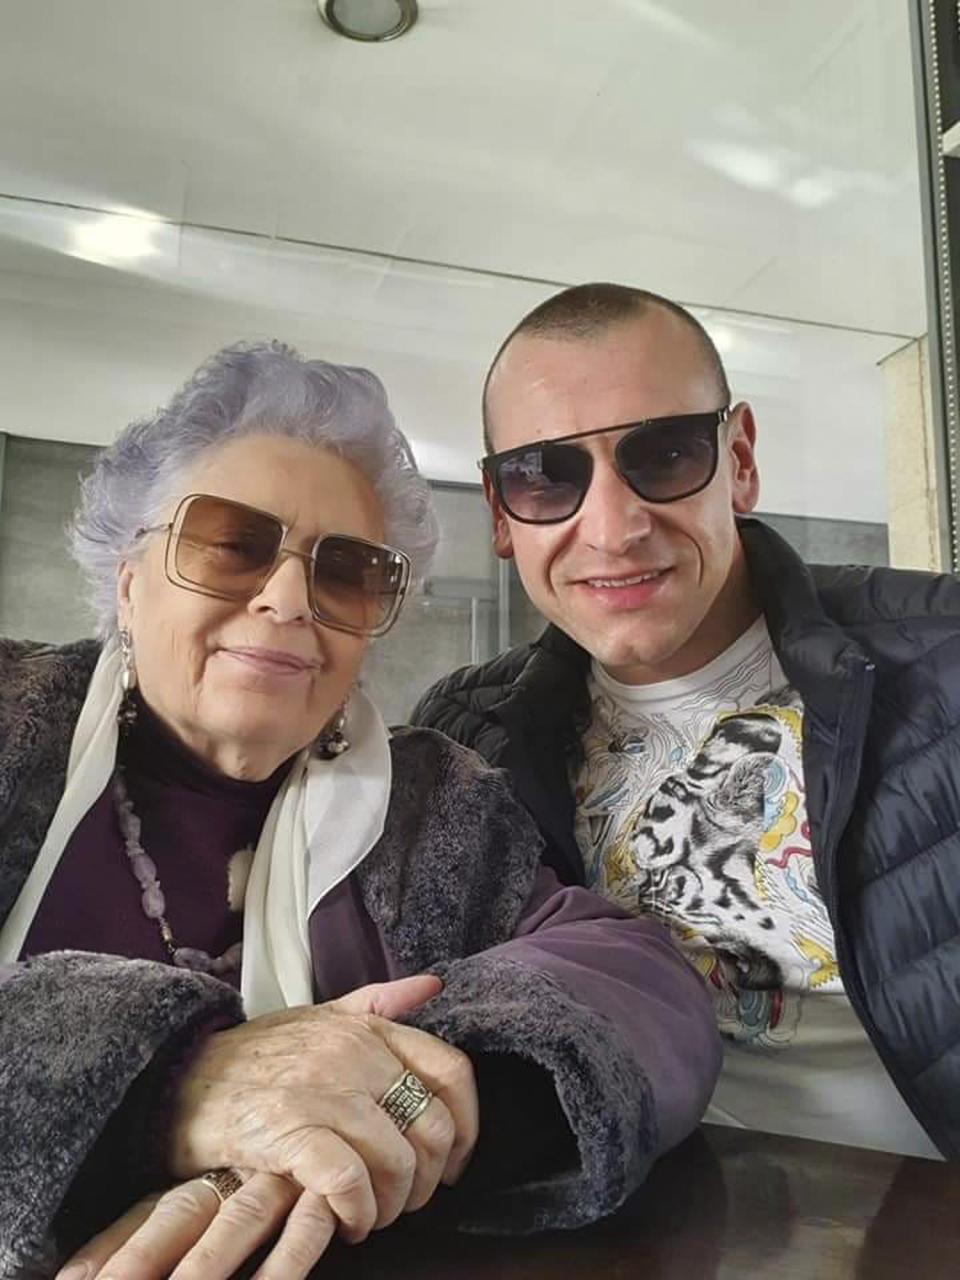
left=574, top=617, right=940, bottom=1158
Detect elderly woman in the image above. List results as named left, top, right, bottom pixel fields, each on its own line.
left=0, top=343, right=720, bottom=1280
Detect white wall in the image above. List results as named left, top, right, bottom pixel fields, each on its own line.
left=0, top=206, right=894, bottom=523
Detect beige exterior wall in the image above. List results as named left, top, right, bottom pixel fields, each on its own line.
left=882, top=336, right=944, bottom=571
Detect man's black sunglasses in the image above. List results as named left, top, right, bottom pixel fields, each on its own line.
left=480, top=408, right=730, bottom=524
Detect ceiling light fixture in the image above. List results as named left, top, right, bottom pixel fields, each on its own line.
left=318, top=0, right=418, bottom=42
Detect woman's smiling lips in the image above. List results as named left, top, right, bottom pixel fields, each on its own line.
left=219, top=646, right=319, bottom=675
left=573, top=567, right=673, bottom=610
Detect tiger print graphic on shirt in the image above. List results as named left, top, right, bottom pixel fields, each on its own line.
left=575, top=640, right=840, bottom=1048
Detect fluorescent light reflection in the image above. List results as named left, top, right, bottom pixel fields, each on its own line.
left=70, top=213, right=164, bottom=264
left=692, top=142, right=784, bottom=192
left=786, top=175, right=838, bottom=209
left=611, top=0, right=723, bottom=52
left=405, top=438, right=472, bottom=482
left=702, top=323, right=735, bottom=356
left=688, top=140, right=882, bottom=210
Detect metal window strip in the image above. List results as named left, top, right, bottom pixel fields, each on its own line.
left=912, top=0, right=960, bottom=570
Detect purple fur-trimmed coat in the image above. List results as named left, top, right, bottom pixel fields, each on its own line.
left=0, top=639, right=721, bottom=1277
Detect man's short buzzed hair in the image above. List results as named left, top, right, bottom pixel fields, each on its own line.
left=481, top=282, right=732, bottom=453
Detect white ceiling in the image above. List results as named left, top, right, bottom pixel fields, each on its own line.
left=0, top=0, right=924, bottom=332
left=0, top=0, right=928, bottom=524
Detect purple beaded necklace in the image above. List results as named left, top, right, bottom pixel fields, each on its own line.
left=112, top=770, right=243, bottom=976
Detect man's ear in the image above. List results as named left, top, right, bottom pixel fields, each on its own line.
left=482, top=472, right=515, bottom=560
left=727, top=402, right=760, bottom=514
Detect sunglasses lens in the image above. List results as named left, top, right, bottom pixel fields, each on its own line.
left=311, top=536, right=409, bottom=635
left=496, top=444, right=591, bottom=522
left=175, top=496, right=281, bottom=593
left=617, top=417, right=717, bottom=502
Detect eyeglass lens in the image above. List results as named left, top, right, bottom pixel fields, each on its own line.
left=493, top=414, right=720, bottom=523
left=172, top=495, right=407, bottom=634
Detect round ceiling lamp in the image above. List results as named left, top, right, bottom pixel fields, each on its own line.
left=318, top=0, right=418, bottom=42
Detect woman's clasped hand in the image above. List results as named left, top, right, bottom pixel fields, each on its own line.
left=58, top=975, right=478, bottom=1280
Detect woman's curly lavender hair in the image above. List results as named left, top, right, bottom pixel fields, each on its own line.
left=70, top=341, right=438, bottom=637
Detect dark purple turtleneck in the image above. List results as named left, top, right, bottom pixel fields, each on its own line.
left=21, top=693, right=291, bottom=986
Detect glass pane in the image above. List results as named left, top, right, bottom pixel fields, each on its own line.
left=362, top=595, right=493, bottom=724
left=362, top=482, right=501, bottom=722
left=0, top=435, right=97, bottom=642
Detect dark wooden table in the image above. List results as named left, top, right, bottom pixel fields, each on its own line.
left=308, top=1125, right=960, bottom=1278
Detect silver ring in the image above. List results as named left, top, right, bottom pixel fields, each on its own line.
left=378, top=1069, right=433, bottom=1133
left=200, top=1167, right=244, bottom=1204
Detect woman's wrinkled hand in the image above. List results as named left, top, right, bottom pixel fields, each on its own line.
left=56, top=1171, right=323, bottom=1280
left=57, top=975, right=478, bottom=1280
left=167, top=974, right=478, bottom=1241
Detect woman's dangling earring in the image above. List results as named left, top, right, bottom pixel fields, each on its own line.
left=118, top=627, right=138, bottom=731
left=315, top=701, right=350, bottom=759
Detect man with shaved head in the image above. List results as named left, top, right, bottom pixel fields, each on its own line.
left=413, top=281, right=960, bottom=1162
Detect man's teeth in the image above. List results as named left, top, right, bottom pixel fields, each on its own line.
left=587, top=570, right=665, bottom=587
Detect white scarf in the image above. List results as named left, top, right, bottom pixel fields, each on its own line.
left=0, top=640, right=392, bottom=1017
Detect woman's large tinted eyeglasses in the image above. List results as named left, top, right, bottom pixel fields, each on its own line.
left=136, top=494, right=411, bottom=637
left=481, top=409, right=730, bottom=524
